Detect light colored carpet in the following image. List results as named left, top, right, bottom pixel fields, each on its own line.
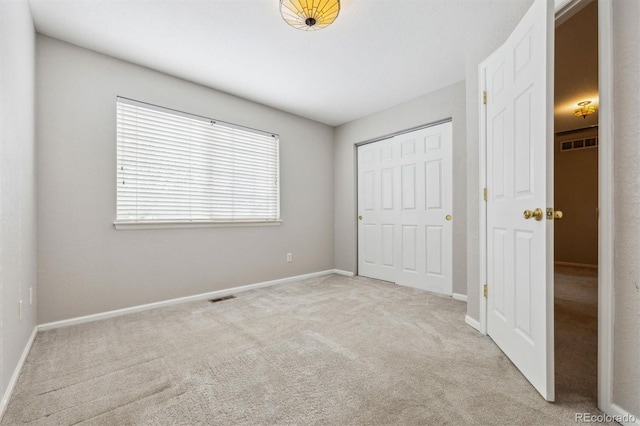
left=2, top=273, right=609, bottom=425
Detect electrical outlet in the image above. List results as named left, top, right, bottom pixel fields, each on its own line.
left=286, top=253, right=292, bottom=263
left=19, top=300, right=23, bottom=321
left=30, top=287, right=33, bottom=306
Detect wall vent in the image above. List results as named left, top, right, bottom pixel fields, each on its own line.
left=561, top=137, right=598, bottom=152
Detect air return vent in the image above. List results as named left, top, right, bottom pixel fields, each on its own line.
left=209, top=295, right=235, bottom=303
left=561, top=137, right=598, bottom=152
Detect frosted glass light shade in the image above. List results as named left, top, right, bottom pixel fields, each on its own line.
left=280, top=0, right=340, bottom=31
left=574, top=100, right=596, bottom=118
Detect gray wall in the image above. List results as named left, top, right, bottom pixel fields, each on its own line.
left=36, top=36, right=335, bottom=324
left=0, top=0, right=37, bottom=404
left=612, top=0, right=640, bottom=418
left=333, top=81, right=467, bottom=296
left=554, top=129, right=598, bottom=266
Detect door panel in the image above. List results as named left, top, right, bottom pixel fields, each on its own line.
left=425, top=160, right=443, bottom=210
left=483, top=0, right=554, bottom=401
left=401, top=139, right=416, bottom=157
left=492, top=227, right=507, bottom=318
left=425, top=133, right=441, bottom=151
left=362, top=171, right=374, bottom=211
left=514, top=230, right=533, bottom=338
left=381, top=224, right=394, bottom=266
left=401, top=164, right=417, bottom=210
left=362, top=224, right=376, bottom=265
left=381, top=168, right=394, bottom=210
left=425, top=226, right=443, bottom=276
left=402, top=225, right=417, bottom=272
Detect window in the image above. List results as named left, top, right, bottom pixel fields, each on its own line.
left=115, top=97, right=280, bottom=228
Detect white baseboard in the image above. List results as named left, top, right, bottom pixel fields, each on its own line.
left=1, top=327, right=37, bottom=421
left=452, top=293, right=467, bottom=302
left=465, top=315, right=481, bottom=332
left=607, top=403, right=640, bottom=426
left=332, top=269, right=355, bottom=277
left=38, top=270, right=341, bottom=331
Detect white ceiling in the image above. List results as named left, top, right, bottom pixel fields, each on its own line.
left=28, top=0, right=534, bottom=126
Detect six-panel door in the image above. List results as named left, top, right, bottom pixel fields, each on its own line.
left=357, top=122, right=453, bottom=296
left=484, top=0, right=554, bottom=401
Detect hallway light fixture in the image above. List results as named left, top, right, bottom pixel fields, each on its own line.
left=574, top=101, right=597, bottom=119
left=280, top=0, right=340, bottom=31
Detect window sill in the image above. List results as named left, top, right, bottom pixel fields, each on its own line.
left=114, top=220, right=283, bottom=230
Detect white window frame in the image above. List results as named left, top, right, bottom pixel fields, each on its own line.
left=114, top=97, right=281, bottom=230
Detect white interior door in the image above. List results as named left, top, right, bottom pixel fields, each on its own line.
left=483, top=0, right=555, bottom=401
left=357, top=137, right=396, bottom=282
left=357, top=122, right=452, bottom=296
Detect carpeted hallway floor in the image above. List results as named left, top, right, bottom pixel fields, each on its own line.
left=2, top=272, right=608, bottom=425
left=554, top=266, right=599, bottom=408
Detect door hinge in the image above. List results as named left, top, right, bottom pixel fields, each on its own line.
left=483, top=284, right=488, bottom=298
left=482, top=91, right=487, bottom=105
left=483, top=187, right=488, bottom=201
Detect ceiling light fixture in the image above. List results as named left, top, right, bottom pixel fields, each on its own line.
left=574, top=100, right=596, bottom=119
left=280, top=0, right=340, bottom=31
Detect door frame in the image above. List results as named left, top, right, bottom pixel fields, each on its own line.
left=478, top=0, right=615, bottom=413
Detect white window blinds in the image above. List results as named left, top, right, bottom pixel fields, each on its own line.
left=116, top=97, right=280, bottom=224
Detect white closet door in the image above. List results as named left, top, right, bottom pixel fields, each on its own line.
left=394, top=124, right=453, bottom=295
left=357, top=122, right=452, bottom=296
left=357, top=137, right=397, bottom=282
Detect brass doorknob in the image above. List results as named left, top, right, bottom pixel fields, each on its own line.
left=554, top=210, right=564, bottom=220
left=445, top=214, right=452, bottom=221
left=358, top=215, right=363, bottom=220
left=523, top=208, right=543, bottom=221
